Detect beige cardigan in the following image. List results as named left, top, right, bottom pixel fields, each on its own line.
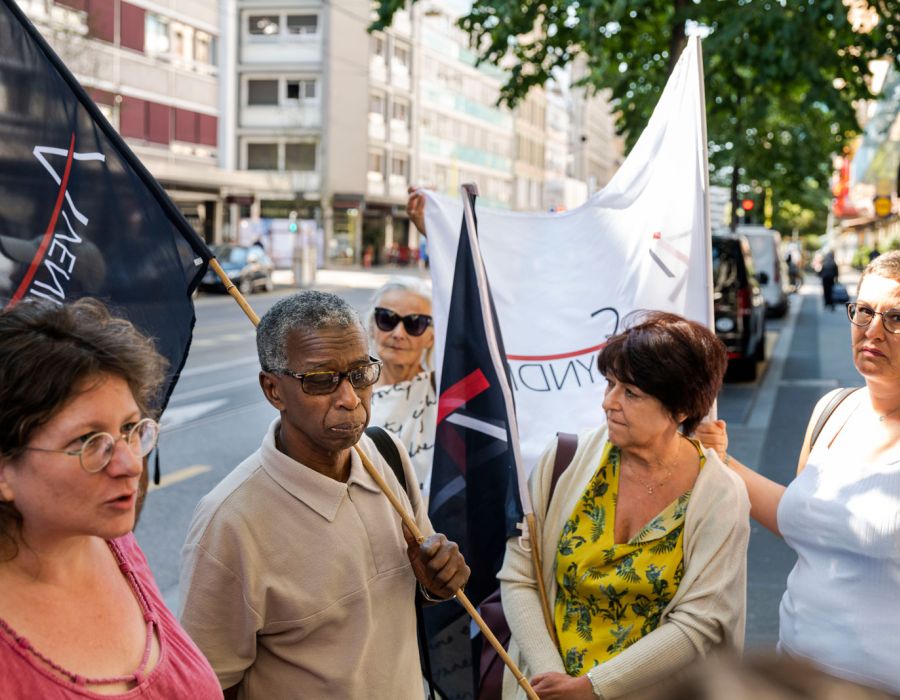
left=498, top=426, right=750, bottom=699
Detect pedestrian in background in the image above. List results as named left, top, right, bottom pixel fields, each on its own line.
left=0, top=299, right=222, bottom=699
left=368, top=277, right=437, bottom=506
left=819, top=250, right=839, bottom=310
left=697, top=250, right=900, bottom=695
left=500, top=311, right=749, bottom=700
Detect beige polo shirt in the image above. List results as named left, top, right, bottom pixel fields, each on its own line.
left=179, top=419, right=433, bottom=699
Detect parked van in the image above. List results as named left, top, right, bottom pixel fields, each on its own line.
left=737, top=225, right=791, bottom=317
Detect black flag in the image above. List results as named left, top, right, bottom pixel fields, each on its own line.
left=0, top=0, right=211, bottom=411
left=426, top=184, right=525, bottom=697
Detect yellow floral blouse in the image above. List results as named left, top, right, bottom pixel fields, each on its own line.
left=554, top=440, right=703, bottom=676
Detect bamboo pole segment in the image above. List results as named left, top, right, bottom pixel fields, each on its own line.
left=525, top=512, right=557, bottom=644
left=353, top=445, right=540, bottom=700
left=208, top=257, right=260, bottom=326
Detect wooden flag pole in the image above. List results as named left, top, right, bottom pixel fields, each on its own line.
left=353, top=445, right=540, bottom=700
left=525, top=512, right=557, bottom=643
left=209, top=257, right=260, bottom=326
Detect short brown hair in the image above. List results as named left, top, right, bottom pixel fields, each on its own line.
left=859, top=249, right=900, bottom=288
left=0, top=298, right=167, bottom=558
left=597, top=311, right=726, bottom=435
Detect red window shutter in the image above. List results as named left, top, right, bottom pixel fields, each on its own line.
left=90, top=88, right=116, bottom=106
left=174, top=109, right=198, bottom=143
left=87, top=0, right=115, bottom=43
left=146, top=103, right=171, bottom=144
left=119, top=96, right=146, bottom=139
left=120, top=3, right=145, bottom=52
left=198, top=114, right=218, bottom=147
left=55, top=0, right=88, bottom=10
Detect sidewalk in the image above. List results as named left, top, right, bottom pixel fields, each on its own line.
left=273, top=264, right=431, bottom=291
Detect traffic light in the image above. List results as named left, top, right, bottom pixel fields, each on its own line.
left=288, top=210, right=298, bottom=233
left=741, top=198, right=755, bottom=212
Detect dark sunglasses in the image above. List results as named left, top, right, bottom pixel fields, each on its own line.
left=270, top=357, right=383, bottom=395
left=373, top=307, right=433, bottom=337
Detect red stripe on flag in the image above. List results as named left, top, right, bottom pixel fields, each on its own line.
left=506, top=341, right=608, bottom=362
left=9, top=133, right=77, bottom=306
left=437, top=369, right=490, bottom=424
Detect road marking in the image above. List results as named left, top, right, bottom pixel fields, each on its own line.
left=160, top=399, right=228, bottom=429
left=148, top=464, right=212, bottom=492
left=180, top=356, right=259, bottom=378
left=168, top=375, right=259, bottom=402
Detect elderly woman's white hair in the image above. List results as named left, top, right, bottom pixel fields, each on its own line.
left=367, top=275, right=434, bottom=370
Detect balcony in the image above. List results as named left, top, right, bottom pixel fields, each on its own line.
left=240, top=103, right=322, bottom=130
left=389, top=119, right=409, bottom=147
left=370, top=56, right=387, bottom=84
left=367, top=172, right=385, bottom=197
left=390, top=64, right=410, bottom=91
left=368, top=114, right=386, bottom=141
left=388, top=174, right=408, bottom=199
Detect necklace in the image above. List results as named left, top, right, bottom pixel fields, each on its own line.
left=626, top=460, right=674, bottom=495
left=876, top=405, right=900, bottom=422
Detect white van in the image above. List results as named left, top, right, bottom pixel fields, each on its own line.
left=737, top=225, right=791, bottom=317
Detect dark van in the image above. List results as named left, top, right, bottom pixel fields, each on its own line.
left=712, top=234, right=767, bottom=381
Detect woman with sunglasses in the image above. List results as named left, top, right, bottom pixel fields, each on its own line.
left=368, top=276, right=437, bottom=505
left=697, top=250, right=900, bottom=694
left=0, top=298, right=222, bottom=699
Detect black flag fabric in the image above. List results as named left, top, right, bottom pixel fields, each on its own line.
left=425, top=185, right=525, bottom=697
left=0, top=0, right=211, bottom=411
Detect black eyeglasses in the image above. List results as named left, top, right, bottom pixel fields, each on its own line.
left=847, top=303, right=900, bottom=334
left=270, top=357, right=383, bottom=395
left=22, top=417, right=160, bottom=473
left=373, top=307, right=433, bottom=337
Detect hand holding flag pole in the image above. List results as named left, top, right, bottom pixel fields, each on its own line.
left=353, top=445, right=540, bottom=700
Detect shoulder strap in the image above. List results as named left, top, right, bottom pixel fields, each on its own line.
left=364, top=426, right=408, bottom=495
left=809, top=387, right=860, bottom=450
left=549, top=432, right=578, bottom=506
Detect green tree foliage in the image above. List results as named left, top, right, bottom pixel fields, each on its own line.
left=372, top=0, right=899, bottom=227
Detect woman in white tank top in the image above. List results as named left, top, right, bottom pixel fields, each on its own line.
left=696, top=251, right=900, bottom=694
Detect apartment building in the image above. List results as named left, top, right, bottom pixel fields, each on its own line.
left=21, top=0, right=228, bottom=242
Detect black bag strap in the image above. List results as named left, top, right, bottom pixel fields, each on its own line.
left=365, top=426, right=407, bottom=494
left=363, top=426, right=437, bottom=700
left=549, top=432, right=578, bottom=510
left=810, top=387, right=860, bottom=450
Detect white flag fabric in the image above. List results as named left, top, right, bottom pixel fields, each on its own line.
left=425, top=37, right=712, bottom=471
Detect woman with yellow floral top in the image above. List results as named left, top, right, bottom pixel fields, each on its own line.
left=498, top=311, right=750, bottom=700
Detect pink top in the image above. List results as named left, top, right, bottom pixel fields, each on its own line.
left=0, top=533, right=222, bottom=699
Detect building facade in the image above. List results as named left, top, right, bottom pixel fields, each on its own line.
left=21, top=0, right=228, bottom=243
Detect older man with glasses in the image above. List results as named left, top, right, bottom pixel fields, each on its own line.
left=179, top=291, right=469, bottom=700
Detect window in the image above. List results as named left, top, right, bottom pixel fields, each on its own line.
left=372, top=35, right=385, bottom=57
left=285, top=143, right=316, bottom=170
left=247, top=80, right=279, bottom=106
left=286, top=79, right=316, bottom=100
left=248, top=14, right=279, bottom=35
left=368, top=151, right=383, bottom=175
left=170, top=23, right=189, bottom=62
left=286, top=14, right=317, bottom=35
left=393, top=44, right=409, bottom=67
left=247, top=143, right=278, bottom=170
left=195, top=31, right=215, bottom=66
left=145, top=14, right=169, bottom=54
left=391, top=100, right=408, bottom=122
left=391, top=156, right=407, bottom=177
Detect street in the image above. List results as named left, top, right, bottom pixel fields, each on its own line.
left=135, top=268, right=858, bottom=650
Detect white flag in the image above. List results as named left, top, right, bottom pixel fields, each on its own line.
left=425, top=36, right=712, bottom=470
